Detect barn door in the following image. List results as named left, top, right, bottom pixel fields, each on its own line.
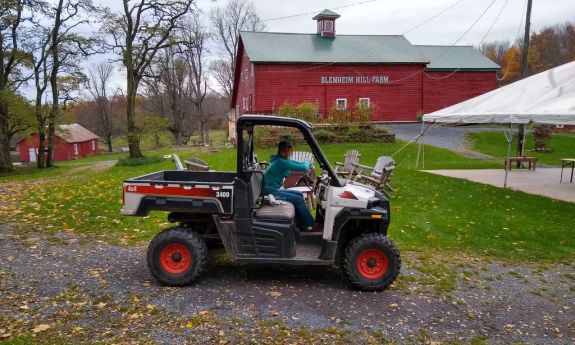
left=29, top=148, right=37, bottom=163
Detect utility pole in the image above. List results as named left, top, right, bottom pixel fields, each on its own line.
left=516, top=0, right=533, bottom=163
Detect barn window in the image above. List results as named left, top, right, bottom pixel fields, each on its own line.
left=336, top=98, right=347, bottom=110
left=359, top=98, right=370, bottom=108
left=91, top=140, right=96, bottom=150
left=250, top=64, right=254, bottom=77
left=73, top=143, right=78, bottom=155
left=324, top=20, right=333, bottom=32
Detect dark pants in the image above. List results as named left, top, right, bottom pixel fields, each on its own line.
left=271, top=189, right=316, bottom=227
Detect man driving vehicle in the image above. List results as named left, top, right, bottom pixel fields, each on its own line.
left=263, top=141, right=317, bottom=231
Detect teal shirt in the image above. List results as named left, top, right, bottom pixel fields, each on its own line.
left=263, top=154, right=311, bottom=193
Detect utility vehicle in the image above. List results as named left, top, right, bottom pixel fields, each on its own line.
left=121, top=115, right=400, bottom=291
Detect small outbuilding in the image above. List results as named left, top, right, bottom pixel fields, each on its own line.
left=18, top=123, right=100, bottom=163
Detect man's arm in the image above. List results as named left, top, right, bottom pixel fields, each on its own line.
left=283, top=159, right=311, bottom=172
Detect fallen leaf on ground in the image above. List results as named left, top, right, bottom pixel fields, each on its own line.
left=268, top=291, right=282, bottom=297
left=32, top=324, right=51, bottom=333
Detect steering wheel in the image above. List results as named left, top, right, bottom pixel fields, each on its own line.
left=295, top=169, right=314, bottom=188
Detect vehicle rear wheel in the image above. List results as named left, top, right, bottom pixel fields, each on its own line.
left=147, top=227, right=208, bottom=286
left=343, top=233, right=400, bottom=291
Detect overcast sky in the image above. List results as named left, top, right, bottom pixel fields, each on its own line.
left=87, top=0, right=575, bottom=93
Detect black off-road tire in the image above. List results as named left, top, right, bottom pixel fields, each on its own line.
left=343, top=233, right=401, bottom=291
left=147, top=227, right=208, bottom=286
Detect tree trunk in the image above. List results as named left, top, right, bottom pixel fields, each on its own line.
left=37, top=126, right=46, bottom=169
left=106, top=137, right=113, bottom=153
left=46, top=115, right=56, bottom=167
left=126, top=77, right=143, bottom=158
left=0, top=101, right=13, bottom=172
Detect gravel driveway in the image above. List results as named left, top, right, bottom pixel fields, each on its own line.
left=1, top=225, right=573, bottom=344
left=383, top=124, right=496, bottom=158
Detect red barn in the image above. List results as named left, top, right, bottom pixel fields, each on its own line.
left=231, top=9, right=500, bottom=122
left=18, top=124, right=99, bottom=163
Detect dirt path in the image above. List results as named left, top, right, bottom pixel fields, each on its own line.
left=1, top=225, right=573, bottom=344
left=64, top=159, right=118, bottom=176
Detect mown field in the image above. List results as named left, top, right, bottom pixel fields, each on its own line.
left=467, top=130, right=575, bottom=165
left=2, top=138, right=573, bottom=263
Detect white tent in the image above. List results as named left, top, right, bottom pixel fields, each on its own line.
left=423, top=60, right=575, bottom=125
left=420, top=60, right=575, bottom=187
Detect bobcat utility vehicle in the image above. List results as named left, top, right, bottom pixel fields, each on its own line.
left=121, top=115, right=400, bottom=291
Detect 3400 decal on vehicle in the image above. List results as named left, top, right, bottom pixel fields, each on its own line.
left=216, top=191, right=230, bottom=198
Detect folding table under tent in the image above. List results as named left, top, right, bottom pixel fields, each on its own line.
left=421, top=60, right=575, bottom=187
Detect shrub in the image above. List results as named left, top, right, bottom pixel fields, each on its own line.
left=532, top=125, right=553, bottom=151
left=277, top=101, right=297, bottom=118
left=296, top=101, right=319, bottom=122
left=353, top=101, right=373, bottom=124
left=327, top=105, right=351, bottom=126
left=277, top=101, right=319, bottom=123
left=313, top=129, right=335, bottom=143
left=345, top=125, right=369, bottom=141
left=117, top=156, right=164, bottom=166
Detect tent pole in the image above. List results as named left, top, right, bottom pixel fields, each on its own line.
left=415, top=121, right=425, bottom=169
left=504, top=124, right=514, bottom=188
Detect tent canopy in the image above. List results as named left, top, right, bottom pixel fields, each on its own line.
left=422, top=60, right=575, bottom=125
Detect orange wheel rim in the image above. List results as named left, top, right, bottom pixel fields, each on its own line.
left=357, top=249, right=388, bottom=280
left=160, top=243, right=192, bottom=275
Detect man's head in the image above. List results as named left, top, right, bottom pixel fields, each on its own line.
left=277, top=140, right=293, bottom=158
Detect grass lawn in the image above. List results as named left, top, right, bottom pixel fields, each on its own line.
left=468, top=130, right=575, bottom=165
left=2, top=138, right=573, bottom=264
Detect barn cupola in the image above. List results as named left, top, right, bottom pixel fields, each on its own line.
left=313, top=9, right=340, bottom=37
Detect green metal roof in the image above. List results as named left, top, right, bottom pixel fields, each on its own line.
left=416, top=45, right=501, bottom=71
left=312, top=9, right=340, bottom=20
left=240, top=32, right=430, bottom=64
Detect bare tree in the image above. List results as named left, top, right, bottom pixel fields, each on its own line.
left=143, top=47, right=192, bottom=145
left=210, top=0, right=265, bottom=99
left=103, top=0, right=195, bottom=159
left=210, top=59, right=232, bottom=98
left=87, top=62, right=118, bottom=152
left=22, top=22, right=52, bottom=168
left=180, top=14, right=210, bottom=142
left=45, top=0, right=96, bottom=167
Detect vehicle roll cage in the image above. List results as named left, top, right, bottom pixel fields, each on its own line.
left=236, top=115, right=342, bottom=187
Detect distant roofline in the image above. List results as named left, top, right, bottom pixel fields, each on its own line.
left=427, top=67, right=500, bottom=71
left=240, top=31, right=407, bottom=38
left=249, top=61, right=429, bottom=65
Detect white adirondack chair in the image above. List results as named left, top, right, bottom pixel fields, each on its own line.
left=334, top=150, right=361, bottom=179
left=286, top=151, right=316, bottom=209
left=171, top=153, right=185, bottom=170
left=291, top=151, right=315, bottom=167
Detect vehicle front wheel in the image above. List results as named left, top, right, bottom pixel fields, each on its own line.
left=343, top=233, right=401, bottom=291
left=147, top=227, right=208, bottom=286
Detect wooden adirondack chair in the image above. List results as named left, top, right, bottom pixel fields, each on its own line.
left=354, top=156, right=396, bottom=196
left=334, top=150, right=361, bottom=179
left=184, top=157, right=209, bottom=171
left=355, top=164, right=395, bottom=197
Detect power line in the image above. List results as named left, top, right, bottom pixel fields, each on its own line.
left=259, top=0, right=380, bottom=23
left=402, top=0, right=467, bottom=35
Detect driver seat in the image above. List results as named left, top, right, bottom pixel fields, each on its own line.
left=249, top=171, right=295, bottom=221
